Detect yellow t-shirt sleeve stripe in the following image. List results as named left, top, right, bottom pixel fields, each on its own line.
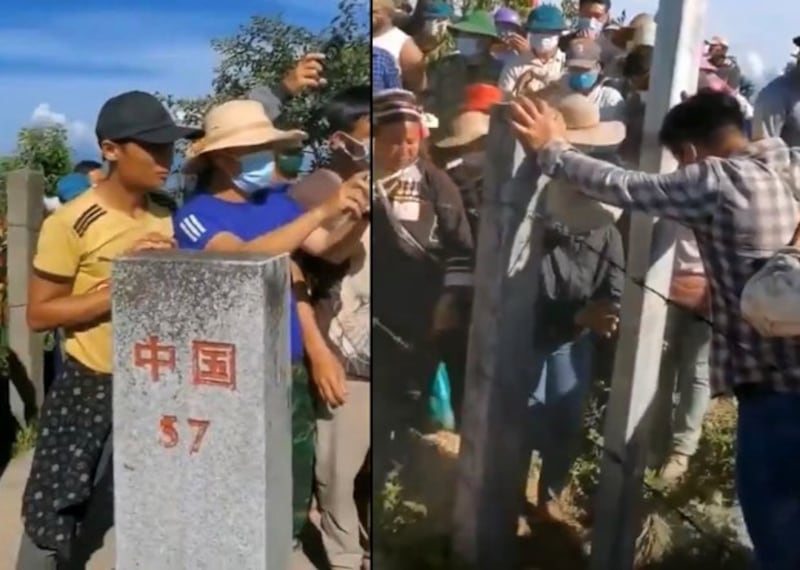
left=33, top=214, right=80, bottom=278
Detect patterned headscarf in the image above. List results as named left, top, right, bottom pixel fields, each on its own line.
left=373, top=89, right=423, bottom=127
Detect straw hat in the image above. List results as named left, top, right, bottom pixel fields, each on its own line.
left=434, top=111, right=490, bottom=148
left=619, top=13, right=656, bottom=48
left=557, top=94, right=626, bottom=147
left=183, top=99, right=307, bottom=173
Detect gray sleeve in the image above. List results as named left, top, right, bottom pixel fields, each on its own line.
left=247, top=82, right=291, bottom=122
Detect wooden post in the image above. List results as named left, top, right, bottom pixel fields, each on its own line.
left=6, top=169, right=45, bottom=423
left=451, top=106, right=551, bottom=568
left=589, top=2, right=707, bottom=569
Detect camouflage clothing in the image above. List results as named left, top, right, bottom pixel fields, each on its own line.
left=424, top=53, right=503, bottom=144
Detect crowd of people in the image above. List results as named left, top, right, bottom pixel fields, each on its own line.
left=19, top=56, right=371, bottom=570
left=373, top=1, right=800, bottom=569
left=11, top=0, right=800, bottom=568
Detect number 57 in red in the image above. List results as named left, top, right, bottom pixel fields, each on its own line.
left=159, top=415, right=211, bottom=454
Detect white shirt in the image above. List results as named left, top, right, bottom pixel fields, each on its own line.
left=673, top=225, right=705, bottom=276
left=372, top=27, right=409, bottom=78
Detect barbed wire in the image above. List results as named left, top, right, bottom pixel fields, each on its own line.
left=372, top=196, right=751, bottom=556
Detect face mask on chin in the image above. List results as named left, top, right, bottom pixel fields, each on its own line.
left=232, top=150, right=275, bottom=195
left=333, top=132, right=370, bottom=170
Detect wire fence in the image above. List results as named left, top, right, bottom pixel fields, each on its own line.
left=373, top=190, right=752, bottom=558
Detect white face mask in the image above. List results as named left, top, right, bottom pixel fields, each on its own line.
left=456, top=37, right=481, bottom=58
left=528, top=33, right=559, bottom=54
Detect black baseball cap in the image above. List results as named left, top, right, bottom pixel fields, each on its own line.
left=95, top=90, right=203, bottom=144
left=794, top=36, right=800, bottom=49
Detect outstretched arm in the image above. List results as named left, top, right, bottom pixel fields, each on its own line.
left=537, top=141, right=723, bottom=227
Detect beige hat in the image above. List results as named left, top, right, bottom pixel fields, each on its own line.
left=434, top=111, right=490, bottom=148
left=183, top=99, right=307, bottom=172
left=618, top=13, right=656, bottom=48
left=545, top=178, right=622, bottom=232
left=557, top=94, right=625, bottom=147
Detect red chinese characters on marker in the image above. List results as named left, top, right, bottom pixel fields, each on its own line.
left=133, top=336, right=176, bottom=382
left=191, top=341, right=237, bottom=390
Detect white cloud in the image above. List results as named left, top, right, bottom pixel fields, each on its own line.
left=29, top=103, right=92, bottom=144
left=742, top=50, right=766, bottom=82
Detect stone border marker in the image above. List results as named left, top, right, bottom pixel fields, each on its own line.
left=6, top=169, right=45, bottom=420
left=112, top=251, right=292, bottom=570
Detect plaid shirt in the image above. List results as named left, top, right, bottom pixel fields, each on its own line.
left=539, top=138, right=800, bottom=396
left=373, top=47, right=402, bottom=93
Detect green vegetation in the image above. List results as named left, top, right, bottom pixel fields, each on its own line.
left=161, top=0, right=368, bottom=164
left=12, top=421, right=38, bottom=458
left=375, top=388, right=745, bottom=569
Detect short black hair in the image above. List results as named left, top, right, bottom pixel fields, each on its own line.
left=324, top=85, right=371, bottom=135
left=73, top=160, right=102, bottom=174
left=623, top=45, right=654, bottom=78
left=580, top=0, right=611, bottom=9
left=658, top=90, right=745, bottom=152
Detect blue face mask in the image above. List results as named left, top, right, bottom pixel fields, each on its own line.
left=568, top=70, right=599, bottom=91
left=232, top=151, right=275, bottom=195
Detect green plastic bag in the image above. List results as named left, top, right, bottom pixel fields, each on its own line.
left=429, top=362, right=455, bottom=430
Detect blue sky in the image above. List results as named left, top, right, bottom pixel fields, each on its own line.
left=613, top=0, right=797, bottom=88
left=0, top=0, right=345, bottom=158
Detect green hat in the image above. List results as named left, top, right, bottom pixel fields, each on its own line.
left=448, top=10, right=498, bottom=38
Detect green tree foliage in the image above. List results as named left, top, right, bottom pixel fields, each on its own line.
left=0, top=125, right=72, bottom=216
left=11, top=126, right=72, bottom=197
left=162, top=0, right=368, bottom=162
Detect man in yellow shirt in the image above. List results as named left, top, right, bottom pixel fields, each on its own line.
left=17, top=91, right=202, bottom=570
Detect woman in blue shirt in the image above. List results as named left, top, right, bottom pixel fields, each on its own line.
left=173, top=99, right=369, bottom=361
left=173, top=99, right=369, bottom=543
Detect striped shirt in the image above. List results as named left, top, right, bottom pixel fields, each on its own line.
left=538, top=137, right=800, bottom=395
